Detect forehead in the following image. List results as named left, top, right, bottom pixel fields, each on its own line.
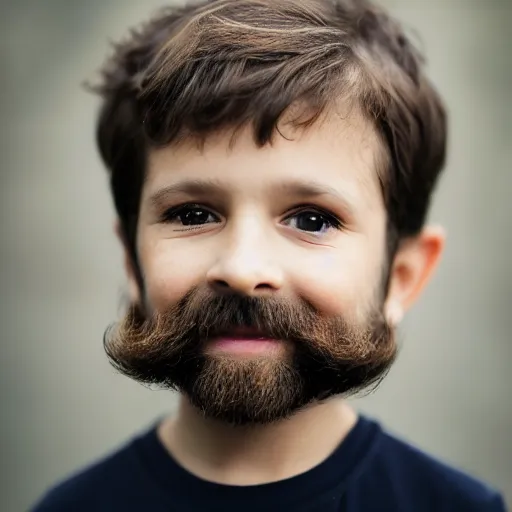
left=144, top=107, right=385, bottom=210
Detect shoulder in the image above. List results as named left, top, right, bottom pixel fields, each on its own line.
left=364, top=419, right=506, bottom=511
left=31, top=431, right=150, bottom=512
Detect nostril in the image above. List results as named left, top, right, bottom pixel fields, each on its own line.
left=255, top=283, right=273, bottom=290
left=213, top=279, right=230, bottom=289
left=210, top=279, right=275, bottom=294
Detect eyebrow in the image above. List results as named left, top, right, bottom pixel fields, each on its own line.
left=274, top=180, right=354, bottom=205
left=147, top=178, right=356, bottom=214
left=147, top=178, right=230, bottom=209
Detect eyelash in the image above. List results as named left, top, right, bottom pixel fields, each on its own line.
left=160, top=203, right=344, bottom=235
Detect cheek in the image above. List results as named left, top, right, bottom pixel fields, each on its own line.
left=294, top=238, right=383, bottom=321
left=139, top=239, right=206, bottom=312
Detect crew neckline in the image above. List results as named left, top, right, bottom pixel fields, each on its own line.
left=133, top=414, right=382, bottom=509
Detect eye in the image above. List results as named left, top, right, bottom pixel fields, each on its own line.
left=162, top=204, right=221, bottom=228
left=283, top=209, right=343, bottom=235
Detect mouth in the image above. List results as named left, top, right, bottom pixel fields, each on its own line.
left=205, top=327, right=285, bottom=356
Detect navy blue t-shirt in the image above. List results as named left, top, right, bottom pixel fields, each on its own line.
left=33, top=415, right=506, bottom=511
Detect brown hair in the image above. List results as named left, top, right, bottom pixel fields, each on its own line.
left=92, top=0, right=447, bottom=272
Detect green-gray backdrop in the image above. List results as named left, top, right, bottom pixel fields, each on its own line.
left=1, top=1, right=510, bottom=510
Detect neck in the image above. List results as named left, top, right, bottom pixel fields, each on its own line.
left=157, top=396, right=358, bottom=486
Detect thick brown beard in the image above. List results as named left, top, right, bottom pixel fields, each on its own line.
left=104, top=288, right=397, bottom=425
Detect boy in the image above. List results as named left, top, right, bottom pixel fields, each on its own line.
left=34, top=0, right=506, bottom=510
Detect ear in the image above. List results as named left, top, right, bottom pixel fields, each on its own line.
left=385, top=225, right=446, bottom=326
left=114, top=220, right=141, bottom=305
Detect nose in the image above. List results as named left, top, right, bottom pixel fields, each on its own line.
left=206, top=226, right=284, bottom=297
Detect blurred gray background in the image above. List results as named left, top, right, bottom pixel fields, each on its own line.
left=1, top=0, right=511, bottom=510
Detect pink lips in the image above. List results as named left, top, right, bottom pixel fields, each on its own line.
left=207, top=328, right=283, bottom=355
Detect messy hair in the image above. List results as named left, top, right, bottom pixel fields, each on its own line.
left=92, top=0, right=447, bottom=272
